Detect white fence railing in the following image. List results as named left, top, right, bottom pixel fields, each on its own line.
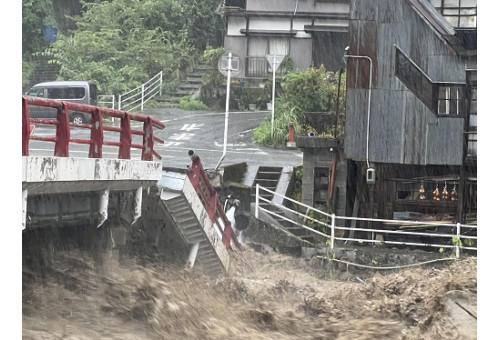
left=255, top=184, right=477, bottom=258
left=118, top=71, right=163, bottom=112
left=98, top=95, right=115, bottom=109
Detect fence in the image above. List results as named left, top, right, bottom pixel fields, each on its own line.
left=98, top=94, right=115, bottom=109
left=22, top=95, right=165, bottom=161
left=118, top=71, right=163, bottom=112
left=255, top=184, right=477, bottom=258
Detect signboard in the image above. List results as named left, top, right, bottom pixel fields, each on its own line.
left=218, top=52, right=241, bottom=76
left=266, top=54, right=286, bottom=72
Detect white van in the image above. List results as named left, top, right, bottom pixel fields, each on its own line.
left=26, top=81, right=98, bottom=124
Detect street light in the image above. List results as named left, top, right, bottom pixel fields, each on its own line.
left=343, top=47, right=373, bottom=172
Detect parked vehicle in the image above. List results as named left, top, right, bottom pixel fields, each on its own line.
left=25, top=81, right=98, bottom=124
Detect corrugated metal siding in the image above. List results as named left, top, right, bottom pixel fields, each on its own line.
left=345, top=0, right=469, bottom=166
left=426, top=118, right=464, bottom=165
left=369, top=89, right=404, bottom=163
left=345, top=89, right=367, bottom=162
left=401, top=94, right=429, bottom=164
left=347, top=20, right=378, bottom=90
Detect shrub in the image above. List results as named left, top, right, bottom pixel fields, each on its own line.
left=179, top=96, right=209, bottom=110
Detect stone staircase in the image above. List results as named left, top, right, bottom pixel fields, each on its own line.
left=249, top=166, right=315, bottom=242
left=24, top=53, right=61, bottom=92
left=159, top=66, right=214, bottom=106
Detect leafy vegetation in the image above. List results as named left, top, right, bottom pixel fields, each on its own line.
left=253, top=66, right=346, bottom=147
left=22, top=0, right=224, bottom=96
left=179, top=96, right=209, bottom=111
left=233, top=87, right=271, bottom=111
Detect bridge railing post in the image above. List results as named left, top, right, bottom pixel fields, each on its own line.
left=89, top=108, right=104, bottom=158
left=54, top=103, right=70, bottom=157
left=141, top=117, right=154, bottom=161
left=22, top=97, right=31, bottom=156
left=119, top=114, right=132, bottom=159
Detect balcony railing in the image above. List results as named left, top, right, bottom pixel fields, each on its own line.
left=245, top=56, right=288, bottom=78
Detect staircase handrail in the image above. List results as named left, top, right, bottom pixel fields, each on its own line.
left=187, top=150, right=243, bottom=251
left=118, top=71, right=163, bottom=112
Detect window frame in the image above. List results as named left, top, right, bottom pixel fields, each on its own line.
left=394, top=46, right=466, bottom=117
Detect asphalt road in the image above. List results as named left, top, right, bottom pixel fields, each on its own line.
left=27, top=107, right=303, bottom=171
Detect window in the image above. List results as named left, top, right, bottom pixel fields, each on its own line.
left=247, top=37, right=289, bottom=77
left=395, top=47, right=465, bottom=116
left=224, top=0, right=246, bottom=9
left=437, top=84, right=465, bottom=115
left=47, top=87, right=85, bottom=99
left=27, top=88, right=45, bottom=97
left=429, top=0, right=477, bottom=28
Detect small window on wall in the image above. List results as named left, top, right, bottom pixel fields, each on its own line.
left=437, top=84, right=466, bottom=115
left=395, top=47, right=465, bottom=116
left=248, top=37, right=289, bottom=57
left=247, top=37, right=289, bottom=77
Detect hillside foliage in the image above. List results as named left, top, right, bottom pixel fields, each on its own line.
left=22, top=0, right=224, bottom=95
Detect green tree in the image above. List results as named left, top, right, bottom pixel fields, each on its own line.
left=180, top=0, right=224, bottom=51
left=49, top=0, right=197, bottom=95
left=22, top=0, right=53, bottom=56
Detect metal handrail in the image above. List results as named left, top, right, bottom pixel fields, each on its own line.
left=188, top=151, right=243, bottom=251
left=118, top=71, right=163, bottom=112
left=98, top=94, right=115, bottom=109
left=255, top=184, right=477, bottom=258
left=22, top=95, right=165, bottom=161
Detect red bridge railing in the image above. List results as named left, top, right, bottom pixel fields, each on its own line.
left=187, top=150, right=243, bottom=251
left=22, top=95, right=165, bottom=160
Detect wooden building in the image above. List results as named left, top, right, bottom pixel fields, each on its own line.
left=343, top=0, right=477, bottom=223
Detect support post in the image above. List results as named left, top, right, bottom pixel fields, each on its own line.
left=186, top=242, right=200, bottom=269
left=271, top=55, right=277, bottom=136
left=132, top=186, right=143, bottom=225
left=330, top=213, right=336, bottom=250
left=97, top=187, right=110, bottom=228
left=215, top=52, right=232, bottom=170
left=22, top=189, right=28, bottom=230
left=141, top=84, right=145, bottom=112
left=456, top=223, right=461, bottom=258
left=255, top=184, right=259, bottom=219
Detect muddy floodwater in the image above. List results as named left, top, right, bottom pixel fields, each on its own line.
left=22, top=234, right=477, bottom=340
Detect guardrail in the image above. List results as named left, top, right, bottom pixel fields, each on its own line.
left=187, top=150, right=243, bottom=251
left=255, top=184, right=477, bottom=258
left=22, top=95, right=165, bottom=161
left=118, top=71, right=163, bottom=112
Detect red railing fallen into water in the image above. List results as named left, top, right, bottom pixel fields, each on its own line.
left=187, top=150, right=243, bottom=251
left=22, top=95, right=165, bottom=160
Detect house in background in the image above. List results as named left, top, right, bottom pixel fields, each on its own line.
left=217, top=0, right=350, bottom=84
left=343, top=0, right=477, bottom=225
